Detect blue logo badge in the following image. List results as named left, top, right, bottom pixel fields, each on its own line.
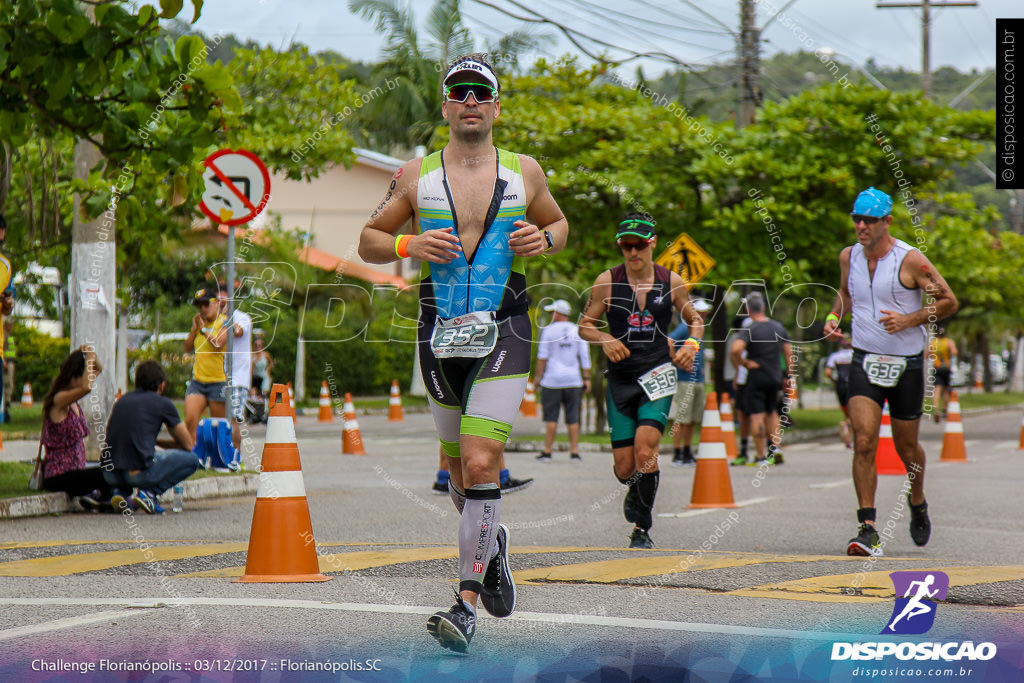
left=881, top=571, right=949, bottom=635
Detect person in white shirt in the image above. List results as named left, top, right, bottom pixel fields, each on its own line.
left=535, top=299, right=591, bottom=462
left=219, top=289, right=252, bottom=455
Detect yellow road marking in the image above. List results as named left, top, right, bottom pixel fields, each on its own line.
left=176, top=545, right=595, bottom=578
left=728, top=565, right=1024, bottom=603
left=513, top=552, right=867, bottom=584
left=0, top=540, right=130, bottom=550
left=180, top=547, right=460, bottom=578
left=0, top=543, right=247, bottom=577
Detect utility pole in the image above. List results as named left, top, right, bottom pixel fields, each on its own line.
left=73, top=2, right=116, bottom=455
left=876, top=0, right=977, bottom=100
left=736, top=0, right=760, bottom=128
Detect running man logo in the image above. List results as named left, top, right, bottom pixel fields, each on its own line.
left=655, top=233, right=715, bottom=286
left=881, top=571, right=949, bottom=635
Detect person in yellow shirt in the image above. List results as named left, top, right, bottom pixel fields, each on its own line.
left=931, top=327, right=958, bottom=422
left=183, top=286, right=228, bottom=443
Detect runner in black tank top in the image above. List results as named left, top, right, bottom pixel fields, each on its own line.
left=579, top=213, right=705, bottom=549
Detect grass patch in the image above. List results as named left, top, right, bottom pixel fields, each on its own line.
left=0, top=460, right=244, bottom=500
left=0, top=461, right=35, bottom=499
left=0, top=404, right=44, bottom=436
left=953, top=391, right=1024, bottom=411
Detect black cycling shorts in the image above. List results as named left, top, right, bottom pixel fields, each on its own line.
left=742, top=369, right=781, bottom=416
left=848, top=350, right=925, bottom=420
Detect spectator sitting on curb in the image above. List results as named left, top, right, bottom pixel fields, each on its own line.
left=41, top=346, right=115, bottom=512
left=101, top=361, right=199, bottom=514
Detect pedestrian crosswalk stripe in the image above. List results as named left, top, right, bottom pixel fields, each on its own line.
left=514, top=552, right=871, bottom=585
left=727, top=565, right=1024, bottom=603
left=176, top=546, right=641, bottom=578
left=0, top=543, right=246, bottom=577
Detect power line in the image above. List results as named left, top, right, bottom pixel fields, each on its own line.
left=468, top=0, right=717, bottom=78
left=562, top=0, right=727, bottom=53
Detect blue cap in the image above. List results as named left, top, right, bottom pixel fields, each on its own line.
left=851, top=187, right=892, bottom=217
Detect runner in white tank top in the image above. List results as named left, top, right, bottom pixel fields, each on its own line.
left=823, top=187, right=958, bottom=559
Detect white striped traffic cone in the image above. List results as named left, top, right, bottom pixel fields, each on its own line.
left=342, top=393, right=366, bottom=455
left=388, top=379, right=403, bottom=422
left=317, top=381, right=333, bottom=423
left=234, top=384, right=331, bottom=583
left=689, top=392, right=738, bottom=509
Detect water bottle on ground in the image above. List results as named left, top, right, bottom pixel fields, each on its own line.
left=172, top=484, right=184, bottom=513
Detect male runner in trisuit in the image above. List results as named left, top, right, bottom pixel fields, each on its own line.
left=823, top=187, right=958, bottom=557
left=578, top=213, right=703, bottom=549
left=358, top=55, right=567, bottom=653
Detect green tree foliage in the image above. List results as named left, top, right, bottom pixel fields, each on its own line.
left=224, top=45, right=358, bottom=181
left=11, top=324, right=70, bottom=406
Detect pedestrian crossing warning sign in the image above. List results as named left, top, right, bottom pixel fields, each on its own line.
left=656, top=233, right=715, bottom=284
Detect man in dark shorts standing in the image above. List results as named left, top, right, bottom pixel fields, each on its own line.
left=357, top=55, right=567, bottom=653
left=536, top=299, right=591, bottom=462
left=729, top=292, right=793, bottom=465
left=579, top=213, right=704, bottom=549
left=824, top=187, right=958, bottom=556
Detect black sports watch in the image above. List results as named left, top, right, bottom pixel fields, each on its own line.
left=542, top=229, right=554, bottom=252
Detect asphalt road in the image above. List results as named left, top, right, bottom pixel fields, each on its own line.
left=1, top=407, right=1022, bottom=682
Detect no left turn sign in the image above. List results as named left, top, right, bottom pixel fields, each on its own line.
left=200, top=149, right=271, bottom=226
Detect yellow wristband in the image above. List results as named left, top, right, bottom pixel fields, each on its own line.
left=395, top=234, right=412, bottom=259
left=825, top=312, right=840, bottom=325
left=683, top=337, right=701, bottom=351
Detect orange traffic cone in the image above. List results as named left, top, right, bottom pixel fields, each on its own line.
left=342, top=393, right=366, bottom=455
left=940, top=391, right=968, bottom=462
left=288, top=382, right=297, bottom=423
left=317, top=381, right=333, bottom=423
left=234, top=384, right=331, bottom=584
left=388, top=379, right=403, bottom=422
left=115, top=388, right=123, bottom=401
left=520, top=377, right=538, bottom=417
left=689, top=392, right=738, bottom=509
left=720, top=392, right=739, bottom=460
left=0, top=428, right=4, bottom=452
left=786, top=378, right=798, bottom=406
left=875, top=401, right=906, bottom=475
left=1017, top=408, right=1024, bottom=450
left=20, top=383, right=32, bottom=408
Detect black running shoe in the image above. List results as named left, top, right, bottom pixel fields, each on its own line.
left=629, top=527, right=653, bottom=549
left=623, top=484, right=639, bottom=523
left=426, top=590, right=476, bottom=653
left=570, top=453, right=582, bottom=462
left=847, top=523, right=883, bottom=557
left=431, top=481, right=449, bottom=495
left=908, top=495, right=931, bottom=547
left=480, top=524, right=516, bottom=618
left=681, top=454, right=697, bottom=466
left=671, top=456, right=685, bottom=467
left=535, top=452, right=552, bottom=462
left=501, top=476, right=533, bottom=494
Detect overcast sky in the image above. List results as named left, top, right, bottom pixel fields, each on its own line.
left=192, top=0, right=1018, bottom=79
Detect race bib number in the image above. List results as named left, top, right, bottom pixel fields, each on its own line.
left=430, top=311, right=499, bottom=359
left=863, top=353, right=907, bottom=388
left=637, top=363, right=677, bottom=401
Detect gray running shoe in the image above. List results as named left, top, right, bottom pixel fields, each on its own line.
left=480, top=524, right=516, bottom=618
left=426, top=590, right=476, bottom=653
left=847, top=523, right=883, bottom=557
